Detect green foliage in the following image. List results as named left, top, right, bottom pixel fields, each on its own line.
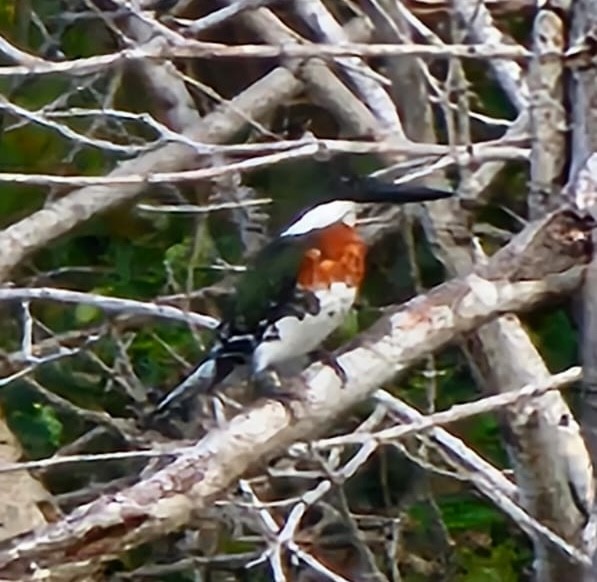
left=74, top=301, right=102, bottom=325
left=527, top=308, right=577, bottom=372
left=128, top=326, right=204, bottom=387
left=438, top=497, right=506, bottom=532
left=331, top=306, right=360, bottom=343
left=7, top=398, right=63, bottom=458
left=454, top=542, right=526, bottom=582
left=409, top=496, right=530, bottom=581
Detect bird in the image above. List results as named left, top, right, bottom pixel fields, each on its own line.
left=156, top=171, right=454, bottom=412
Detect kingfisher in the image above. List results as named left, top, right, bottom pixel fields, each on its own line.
left=156, top=171, right=454, bottom=412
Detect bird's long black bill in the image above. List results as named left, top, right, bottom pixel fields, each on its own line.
left=357, top=176, right=455, bottom=204
left=324, top=155, right=455, bottom=203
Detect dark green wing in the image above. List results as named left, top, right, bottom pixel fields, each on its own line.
left=224, top=234, right=313, bottom=334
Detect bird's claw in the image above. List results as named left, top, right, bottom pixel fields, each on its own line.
left=253, top=368, right=296, bottom=401
left=251, top=369, right=302, bottom=422
left=310, top=349, right=347, bottom=386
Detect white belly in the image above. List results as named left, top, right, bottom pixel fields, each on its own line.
left=252, top=282, right=357, bottom=372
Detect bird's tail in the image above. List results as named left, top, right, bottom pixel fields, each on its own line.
left=155, top=356, right=232, bottom=412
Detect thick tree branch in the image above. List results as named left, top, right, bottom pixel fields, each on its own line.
left=293, top=0, right=404, bottom=137
left=528, top=6, right=566, bottom=219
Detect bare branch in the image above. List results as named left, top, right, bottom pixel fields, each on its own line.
left=528, top=7, right=567, bottom=218
left=0, top=42, right=537, bottom=79
left=0, top=449, right=180, bottom=475
left=293, top=0, right=404, bottom=137
left=451, top=0, right=530, bottom=110
left=0, top=141, right=529, bottom=187
left=317, top=367, right=582, bottom=447
left=0, top=287, right=219, bottom=329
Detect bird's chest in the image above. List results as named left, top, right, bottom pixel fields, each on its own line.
left=252, top=283, right=357, bottom=372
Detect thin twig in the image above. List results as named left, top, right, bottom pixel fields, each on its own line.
left=0, top=42, right=538, bottom=78
left=0, top=141, right=529, bottom=186
left=316, top=367, right=582, bottom=448
left=0, top=287, right=219, bottom=329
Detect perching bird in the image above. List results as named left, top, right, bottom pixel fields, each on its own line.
left=156, top=171, right=454, bottom=412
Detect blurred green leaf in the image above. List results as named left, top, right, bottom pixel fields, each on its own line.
left=455, top=542, right=523, bottom=582
left=9, top=402, right=63, bottom=457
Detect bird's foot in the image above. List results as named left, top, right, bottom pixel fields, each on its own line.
left=252, top=369, right=301, bottom=422
left=252, top=368, right=296, bottom=402
left=309, top=349, right=347, bottom=386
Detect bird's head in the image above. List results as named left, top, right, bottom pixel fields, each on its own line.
left=279, top=170, right=455, bottom=239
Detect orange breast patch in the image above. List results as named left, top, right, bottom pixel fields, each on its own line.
left=297, top=223, right=367, bottom=290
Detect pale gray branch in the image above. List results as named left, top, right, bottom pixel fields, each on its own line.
left=0, top=142, right=529, bottom=187
left=0, top=287, right=219, bottom=329
left=0, top=42, right=537, bottom=78
left=317, top=367, right=582, bottom=447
